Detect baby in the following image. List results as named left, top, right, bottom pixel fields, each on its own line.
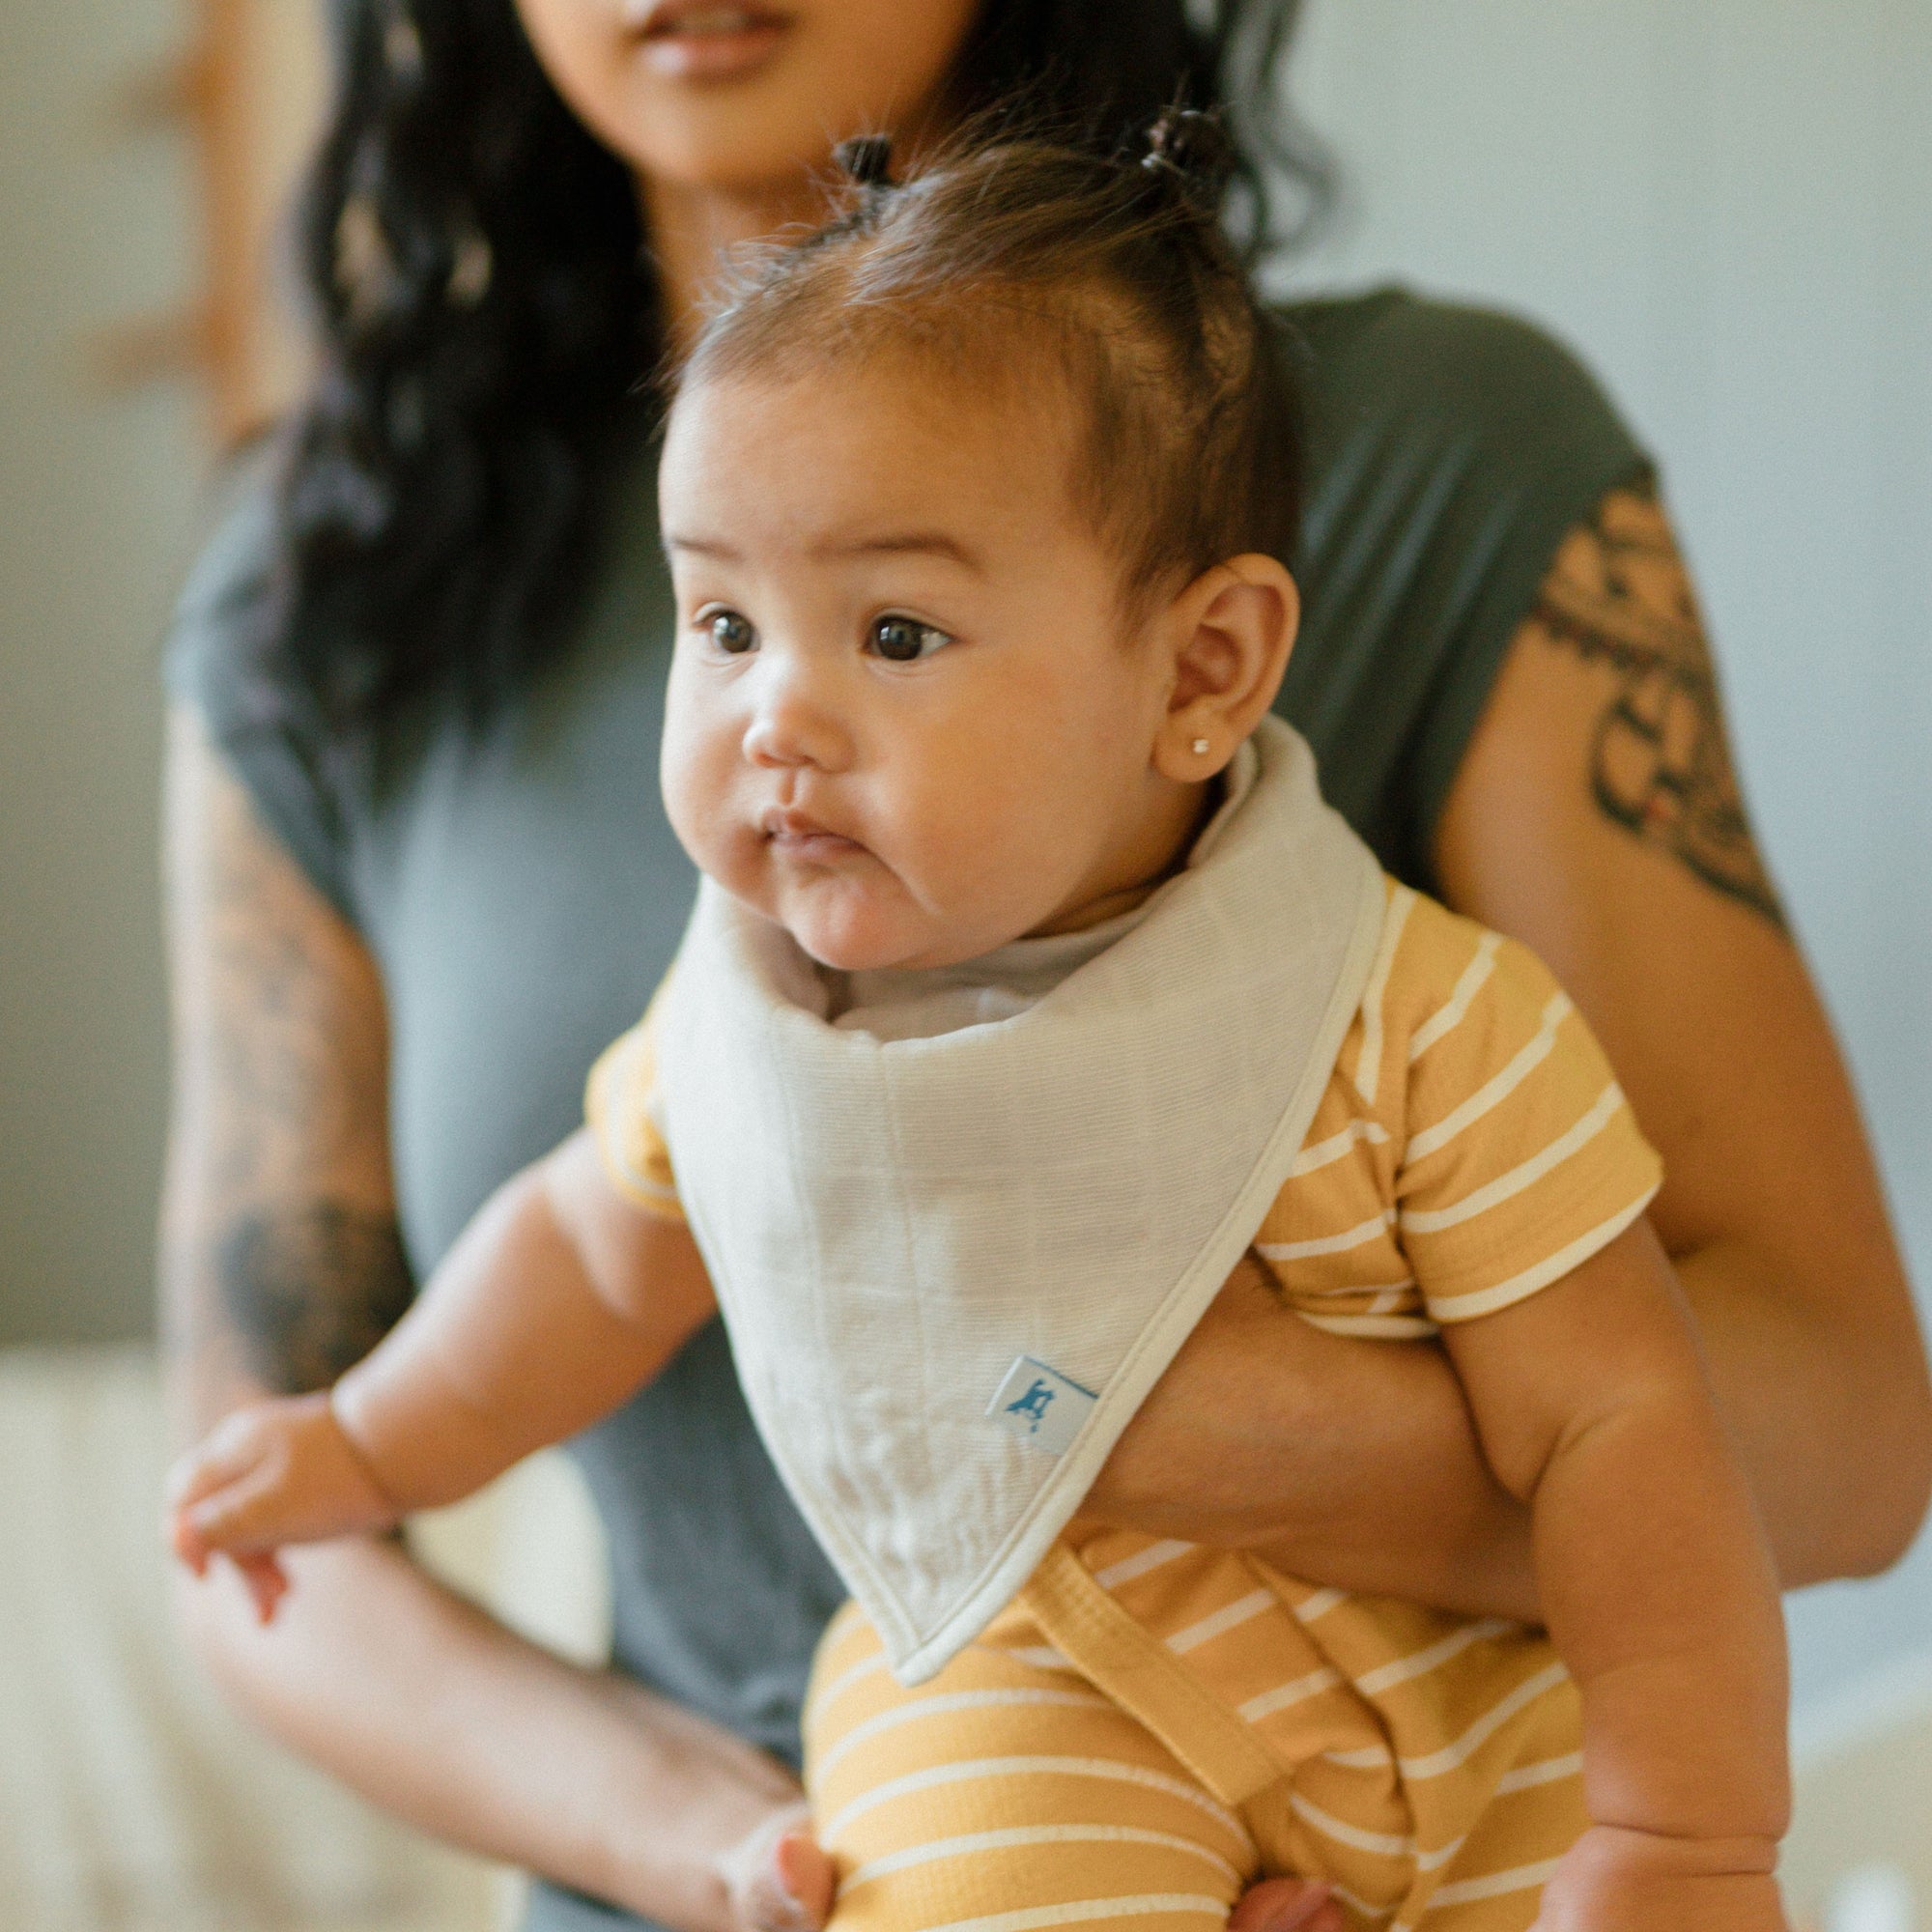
left=170, top=122, right=1790, bottom=1932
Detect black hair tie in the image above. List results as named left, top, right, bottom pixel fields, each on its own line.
left=834, top=134, right=895, bottom=190
left=1140, top=107, right=1235, bottom=210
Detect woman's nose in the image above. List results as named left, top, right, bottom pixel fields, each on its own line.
left=740, top=657, right=853, bottom=772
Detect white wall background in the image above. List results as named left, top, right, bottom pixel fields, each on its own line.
left=1280, top=0, right=1932, bottom=1719
left=0, top=0, right=196, bottom=1346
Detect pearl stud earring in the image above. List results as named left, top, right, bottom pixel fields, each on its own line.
left=1190, top=737, right=1210, bottom=755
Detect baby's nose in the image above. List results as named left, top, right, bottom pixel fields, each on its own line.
left=742, top=662, right=853, bottom=772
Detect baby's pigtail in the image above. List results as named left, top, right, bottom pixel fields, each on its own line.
left=1139, top=108, right=1236, bottom=218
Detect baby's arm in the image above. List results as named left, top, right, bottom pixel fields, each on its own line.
left=1440, top=1218, right=1788, bottom=1930
left=168, top=1127, right=716, bottom=1615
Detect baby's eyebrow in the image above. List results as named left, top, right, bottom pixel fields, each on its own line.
left=664, top=528, right=985, bottom=571
left=664, top=532, right=742, bottom=560
left=810, top=531, right=985, bottom=571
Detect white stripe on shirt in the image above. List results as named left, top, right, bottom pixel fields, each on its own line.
left=1352, top=888, right=1415, bottom=1108
left=1424, top=1193, right=1657, bottom=1323
left=1404, top=993, right=1573, bottom=1164
left=1408, top=931, right=1502, bottom=1064
left=1258, top=1208, right=1396, bottom=1263
left=1291, top=1117, right=1392, bottom=1178
left=1400, top=1083, right=1626, bottom=1235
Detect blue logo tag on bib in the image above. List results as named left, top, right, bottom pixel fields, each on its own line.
left=986, top=1356, right=1096, bottom=1457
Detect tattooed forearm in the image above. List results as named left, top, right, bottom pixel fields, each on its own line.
left=1532, top=485, right=1786, bottom=928
left=162, top=713, right=408, bottom=1422
left=218, top=1204, right=414, bottom=1395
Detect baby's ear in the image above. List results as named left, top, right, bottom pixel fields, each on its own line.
left=1152, top=555, right=1299, bottom=782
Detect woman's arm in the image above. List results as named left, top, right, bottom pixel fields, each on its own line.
left=159, top=707, right=810, bottom=1931
left=1436, top=484, right=1931, bottom=1586
left=1091, top=485, right=1931, bottom=1610
left=1089, top=1252, right=1541, bottom=1619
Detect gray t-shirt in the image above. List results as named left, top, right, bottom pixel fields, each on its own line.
left=165, top=287, right=1648, bottom=1930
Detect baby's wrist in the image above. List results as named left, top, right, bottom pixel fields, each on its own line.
left=325, top=1377, right=409, bottom=1515
left=1548, top=1824, right=1790, bottom=1930
left=1579, top=1821, right=1780, bottom=1879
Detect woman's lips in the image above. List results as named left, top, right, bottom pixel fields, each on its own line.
left=623, top=4, right=792, bottom=82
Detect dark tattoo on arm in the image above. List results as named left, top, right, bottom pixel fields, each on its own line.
left=218, top=1205, right=414, bottom=1395
left=1533, top=485, right=1787, bottom=928
left=164, top=727, right=412, bottom=1409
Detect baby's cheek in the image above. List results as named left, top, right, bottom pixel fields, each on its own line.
left=660, top=725, right=737, bottom=875
left=934, top=798, right=1086, bottom=933
left=903, top=769, right=1025, bottom=883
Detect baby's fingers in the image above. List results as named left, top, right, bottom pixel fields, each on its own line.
left=231, top=1551, right=291, bottom=1624
left=167, top=1520, right=291, bottom=1624
left=174, top=1452, right=306, bottom=1555
left=167, top=1391, right=401, bottom=1572
left=165, top=1407, right=277, bottom=1515
left=165, top=1401, right=315, bottom=1559
left=1231, top=1880, right=1344, bottom=1932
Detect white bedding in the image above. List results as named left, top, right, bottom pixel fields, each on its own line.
left=0, top=1347, right=498, bottom=1932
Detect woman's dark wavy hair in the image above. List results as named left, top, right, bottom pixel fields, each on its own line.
left=267, top=0, right=1329, bottom=724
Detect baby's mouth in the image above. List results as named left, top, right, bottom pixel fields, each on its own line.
left=762, top=807, right=867, bottom=865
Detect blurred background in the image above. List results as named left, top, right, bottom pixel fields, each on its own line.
left=1, top=2, right=1926, bottom=1927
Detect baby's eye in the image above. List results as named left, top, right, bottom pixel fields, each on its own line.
left=704, top=610, right=756, bottom=655
left=868, top=615, right=953, bottom=664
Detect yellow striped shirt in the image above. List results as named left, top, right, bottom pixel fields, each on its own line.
left=1250, top=879, right=1660, bottom=1337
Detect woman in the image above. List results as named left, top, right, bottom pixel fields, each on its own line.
left=159, top=6, right=1930, bottom=1932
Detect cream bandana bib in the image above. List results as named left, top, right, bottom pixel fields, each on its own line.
left=654, top=716, right=1386, bottom=1682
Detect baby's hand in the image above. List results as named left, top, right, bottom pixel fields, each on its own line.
left=165, top=1392, right=400, bottom=1623
left=1532, top=1824, right=1786, bottom=1932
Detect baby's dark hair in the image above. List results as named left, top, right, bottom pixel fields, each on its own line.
left=675, top=113, right=1302, bottom=619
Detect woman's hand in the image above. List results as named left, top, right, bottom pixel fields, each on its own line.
left=710, top=1804, right=1346, bottom=1932
left=1089, top=1251, right=1540, bottom=1622
left=714, top=1804, right=835, bottom=1932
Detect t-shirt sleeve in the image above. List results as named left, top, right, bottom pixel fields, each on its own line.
left=161, top=452, right=358, bottom=923
left=1283, top=289, right=1655, bottom=892
left=1392, top=899, right=1662, bottom=1323
left=584, top=995, right=685, bottom=1221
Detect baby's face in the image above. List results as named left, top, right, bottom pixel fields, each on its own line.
left=658, top=358, right=1203, bottom=973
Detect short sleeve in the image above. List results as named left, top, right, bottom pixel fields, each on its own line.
left=162, top=454, right=358, bottom=923
left=1282, top=288, right=1655, bottom=892
left=1392, top=900, right=1662, bottom=1323
left=584, top=997, right=684, bottom=1221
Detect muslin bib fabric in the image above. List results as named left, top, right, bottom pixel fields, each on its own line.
left=653, top=717, right=1387, bottom=1682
